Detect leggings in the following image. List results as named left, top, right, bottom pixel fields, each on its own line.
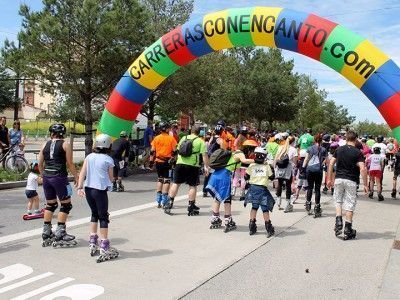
left=85, top=187, right=109, bottom=228
left=306, top=171, right=323, bottom=205
left=276, top=177, right=292, bottom=199
left=232, top=168, right=246, bottom=189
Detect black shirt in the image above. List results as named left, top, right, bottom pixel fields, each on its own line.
left=394, top=152, right=400, bottom=170
left=111, top=138, right=130, bottom=160
left=0, top=126, right=9, bottom=146
left=334, top=145, right=364, bottom=183
left=43, top=140, right=68, bottom=177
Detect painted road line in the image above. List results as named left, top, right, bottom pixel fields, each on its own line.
left=0, top=272, right=53, bottom=294
left=0, top=192, right=201, bottom=245
left=11, top=277, right=75, bottom=300
left=0, top=264, right=33, bottom=285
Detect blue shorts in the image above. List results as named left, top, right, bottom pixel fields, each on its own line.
left=245, top=185, right=275, bottom=212
left=25, top=190, right=38, bottom=199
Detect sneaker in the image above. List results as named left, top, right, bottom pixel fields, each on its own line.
left=34, top=209, right=41, bottom=215
left=26, top=210, right=32, bottom=215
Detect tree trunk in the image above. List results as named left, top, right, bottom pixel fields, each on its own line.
left=84, top=97, right=93, bottom=157
left=13, top=76, right=20, bottom=120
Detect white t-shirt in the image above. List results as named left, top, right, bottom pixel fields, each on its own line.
left=369, top=154, right=383, bottom=171
left=84, top=153, right=114, bottom=190
left=26, top=173, right=38, bottom=191
left=372, top=143, right=387, bottom=158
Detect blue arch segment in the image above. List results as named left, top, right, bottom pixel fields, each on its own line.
left=115, top=72, right=152, bottom=105
left=274, top=9, right=308, bottom=52
left=182, top=19, right=214, bottom=57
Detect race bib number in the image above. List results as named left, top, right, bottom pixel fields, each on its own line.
left=119, top=160, right=125, bottom=169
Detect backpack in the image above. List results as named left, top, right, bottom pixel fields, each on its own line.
left=178, top=136, right=198, bottom=157
left=307, top=147, right=323, bottom=172
left=276, top=154, right=289, bottom=169
left=209, top=149, right=232, bottom=170
left=207, top=136, right=221, bottom=156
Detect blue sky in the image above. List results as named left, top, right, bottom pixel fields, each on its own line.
left=1, top=0, right=399, bottom=124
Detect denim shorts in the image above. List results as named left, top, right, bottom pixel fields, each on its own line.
left=25, top=190, right=38, bottom=199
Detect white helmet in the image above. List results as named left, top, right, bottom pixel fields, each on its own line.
left=274, top=133, right=282, bottom=141
left=281, top=132, right=289, bottom=138
left=95, top=134, right=112, bottom=149
left=255, top=147, right=267, bottom=155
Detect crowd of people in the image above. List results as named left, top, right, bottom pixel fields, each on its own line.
left=16, top=120, right=399, bottom=263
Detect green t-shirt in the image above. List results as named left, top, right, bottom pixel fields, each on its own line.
left=366, top=139, right=375, bottom=148
left=266, top=142, right=279, bottom=158
left=176, top=134, right=206, bottom=167
left=178, top=132, right=187, bottom=142
left=225, top=151, right=242, bottom=172
left=299, top=133, right=314, bottom=150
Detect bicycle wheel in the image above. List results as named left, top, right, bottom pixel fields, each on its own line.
left=5, top=155, right=29, bottom=175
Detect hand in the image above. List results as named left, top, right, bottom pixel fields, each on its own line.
left=77, top=188, right=85, bottom=197
left=204, top=166, right=210, bottom=176
left=327, top=180, right=334, bottom=189
left=73, top=177, right=79, bottom=188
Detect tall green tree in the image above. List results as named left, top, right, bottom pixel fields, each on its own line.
left=354, top=120, right=390, bottom=137
left=0, top=58, right=15, bottom=113
left=139, top=0, right=194, bottom=121
left=2, top=0, right=150, bottom=154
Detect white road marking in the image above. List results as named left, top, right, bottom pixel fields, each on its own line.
left=0, top=264, right=33, bottom=285
left=0, top=192, right=201, bottom=245
left=40, top=284, right=104, bottom=300
left=10, top=277, right=75, bottom=300
left=0, top=272, right=53, bottom=294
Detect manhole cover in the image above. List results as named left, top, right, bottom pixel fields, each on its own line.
left=394, top=240, right=400, bottom=250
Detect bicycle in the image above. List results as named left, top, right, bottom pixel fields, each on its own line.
left=0, top=144, right=29, bottom=175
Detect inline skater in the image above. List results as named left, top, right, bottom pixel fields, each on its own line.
left=111, top=131, right=130, bottom=192
left=38, top=124, right=78, bottom=247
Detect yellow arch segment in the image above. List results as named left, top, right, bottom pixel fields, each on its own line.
left=251, top=7, right=283, bottom=48
left=127, top=52, right=166, bottom=90
left=341, top=40, right=389, bottom=88
left=203, top=10, right=233, bottom=51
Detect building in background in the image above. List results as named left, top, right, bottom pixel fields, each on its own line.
left=3, top=80, right=55, bottom=120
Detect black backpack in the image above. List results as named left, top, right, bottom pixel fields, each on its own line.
left=178, top=136, right=198, bottom=157
left=276, top=154, right=290, bottom=169
left=207, top=136, right=220, bottom=156
left=209, top=149, right=232, bottom=170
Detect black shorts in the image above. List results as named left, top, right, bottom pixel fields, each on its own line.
left=173, top=164, right=200, bottom=186
left=25, top=190, right=38, bottom=199
left=113, top=159, right=126, bottom=178
left=156, top=161, right=172, bottom=179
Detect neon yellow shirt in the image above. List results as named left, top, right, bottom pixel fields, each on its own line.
left=176, top=134, right=206, bottom=167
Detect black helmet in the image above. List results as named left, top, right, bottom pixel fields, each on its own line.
left=49, top=123, right=66, bottom=137
left=377, top=135, right=384, bottom=143
left=159, top=122, right=169, bottom=132
left=323, top=134, right=331, bottom=142
left=306, top=128, right=312, bottom=134
left=373, top=146, right=381, bottom=154
left=216, top=120, right=226, bottom=128
left=240, top=126, right=248, bottom=135
left=214, top=124, right=224, bottom=135
left=30, top=161, right=39, bottom=173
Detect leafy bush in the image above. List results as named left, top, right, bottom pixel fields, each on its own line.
left=0, top=169, right=27, bottom=182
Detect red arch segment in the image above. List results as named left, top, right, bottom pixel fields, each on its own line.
left=105, top=89, right=142, bottom=121
left=298, top=14, right=338, bottom=61
left=378, top=93, right=400, bottom=129
left=162, top=26, right=197, bottom=66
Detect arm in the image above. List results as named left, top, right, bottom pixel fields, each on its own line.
left=38, top=144, right=46, bottom=175
left=202, top=153, right=210, bottom=176
left=302, top=153, right=310, bottom=168
left=358, top=162, right=369, bottom=194
left=327, top=157, right=336, bottom=188
left=63, top=142, right=78, bottom=184
left=108, top=166, right=114, bottom=182
left=20, top=131, right=25, bottom=146
left=235, top=152, right=254, bottom=165
left=77, top=159, right=88, bottom=197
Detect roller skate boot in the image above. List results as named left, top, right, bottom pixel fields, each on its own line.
left=343, top=222, right=356, bottom=240
left=368, top=191, right=374, bottom=199
left=314, top=204, right=322, bottom=218
left=265, top=220, right=275, bottom=238
left=322, top=186, right=328, bottom=195
left=334, top=216, right=343, bottom=236
left=112, top=181, right=117, bottom=192
left=249, top=219, right=257, bottom=235
left=52, top=224, right=77, bottom=248
left=163, top=197, right=173, bottom=215
left=96, top=239, right=119, bottom=263
left=239, top=189, right=246, bottom=201
left=41, top=223, right=54, bottom=247
left=210, top=215, right=222, bottom=229
left=224, top=216, right=236, bottom=233
left=331, top=188, right=334, bottom=196
left=378, top=193, right=384, bottom=201
left=305, top=201, right=312, bottom=215
left=187, top=201, right=199, bottom=216
left=156, top=192, right=162, bottom=208
left=277, top=196, right=282, bottom=210
left=117, top=181, right=124, bottom=192
left=284, top=200, right=293, bottom=213
left=89, top=233, right=99, bottom=256
left=391, top=189, right=396, bottom=199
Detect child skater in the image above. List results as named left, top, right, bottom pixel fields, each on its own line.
left=245, top=147, right=276, bottom=237
left=25, top=161, right=42, bottom=215
left=77, top=134, right=119, bottom=263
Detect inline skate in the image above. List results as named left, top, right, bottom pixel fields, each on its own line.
left=249, top=219, right=257, bottom=235
left=41, top=223, right=54, bottom=247
left=187, top=201, right=200, bottom=216
left=265, top=220, right=275, bottom=238
left=343, top=222, right=356, bottom=240
left=96, top=239, right=119, bottom=263
left=210, top=215, right=222, bottom=229
left=314, top=204, right=322, bottom=218
left=334, top=216, right=343, bottom=236
left=224, top=216, right=236, bottom=233
left=89, top=234, right=99, bottom=256
left=52, top=224, right=77, bottom=248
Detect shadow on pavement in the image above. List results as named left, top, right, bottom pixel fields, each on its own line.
left=117, top=248, right=173, bottom=261
left=0, top=243, right=29, bottom=254
left=357, top=231, right=396, bottom=240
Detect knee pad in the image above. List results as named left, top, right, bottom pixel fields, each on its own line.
left=99, top=212, right=110, bottom=228
left=158, top=178, right=164, bottom=183
left=90, top=213, right=99, bottom=223
left=163, top=179, right=171, bottom=185
left=225, top=198, right=232, bottom=204
left=45, top=202, right=58, bottom=212
left=60, top=202, right=73, bottom=214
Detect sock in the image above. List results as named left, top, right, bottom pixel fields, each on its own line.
left=44, top=221, right=51, bottom=225
left=213, top=212, right=220, bottom=217
left=57, top=222, right=65, bottom=226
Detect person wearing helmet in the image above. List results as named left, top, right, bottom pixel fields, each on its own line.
left=298, top=129, right=314, bottom=150
left=244, top=147, right=275, bottom=237
left=206, top=144, right=254, bottom=232
left=274, top=136, right=298, bottom=212
left=110, top=131, right=130, bottom=192
left=386, top=138, right=395, bottom=171
left=38, top=123, right=78, bottom=247
left=372, top=135, right=387, bottom=186
left=77, top=134, right=119, bottom=261
left=367, top=147, right=385, bottom=201
left=24, top=161, right=43, bottom=217
left=266, top=134, right=281, bottom=160
left=392, top=145, right=400, bottom=198
left=150, top=123, right=177, bottom=208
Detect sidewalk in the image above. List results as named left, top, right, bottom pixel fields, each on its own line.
left=0, top=174, right=399, bottom=299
